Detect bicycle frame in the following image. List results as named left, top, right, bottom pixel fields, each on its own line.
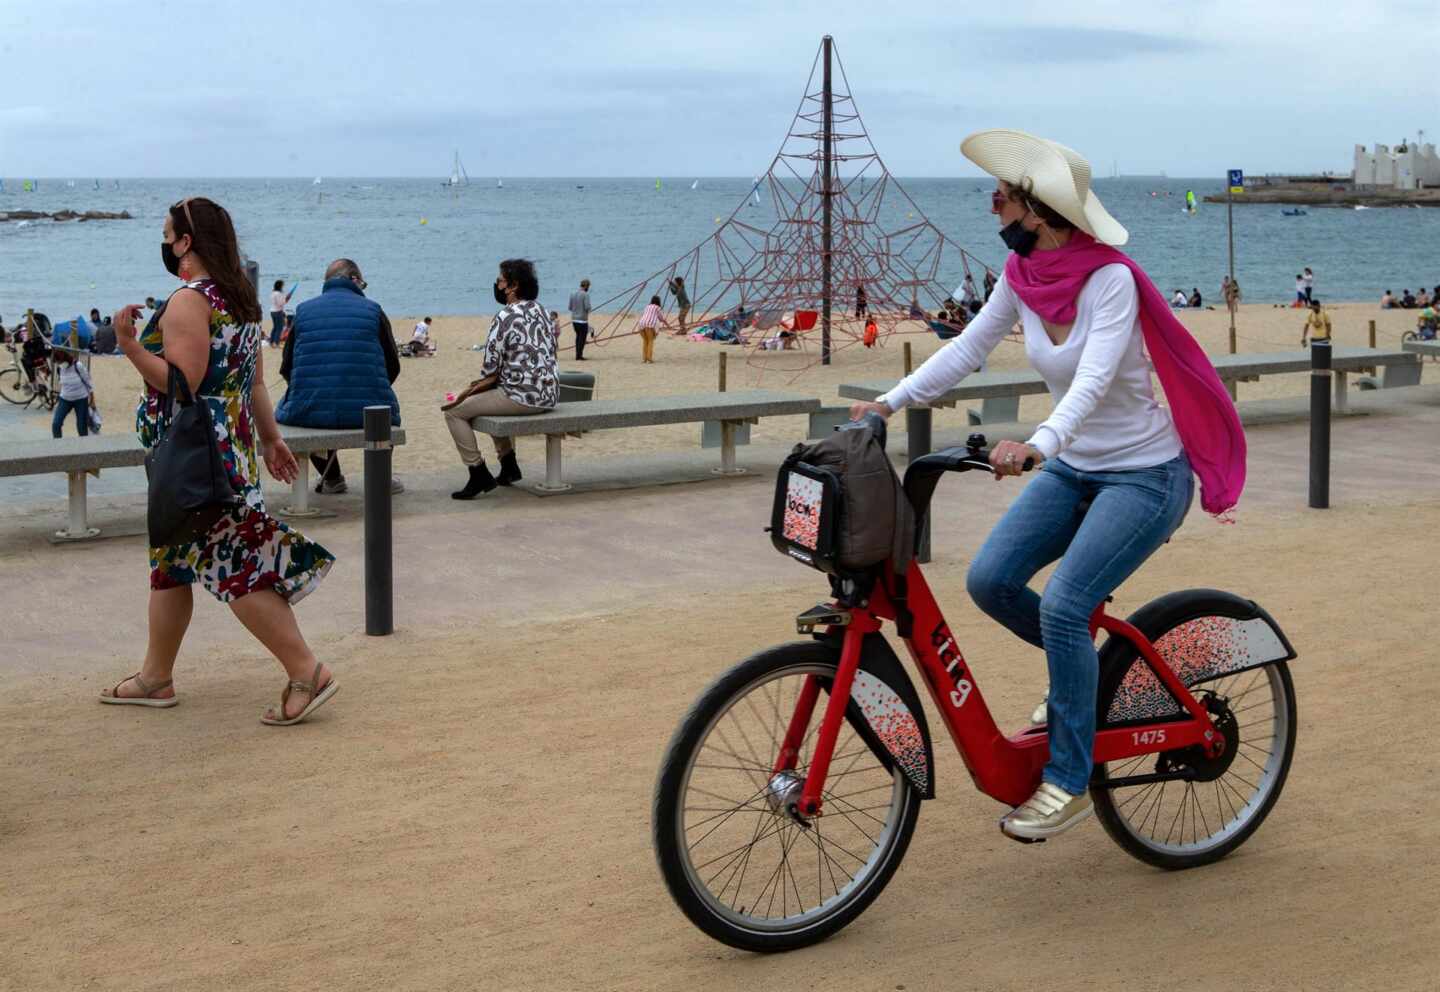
left=778, top=563, right=1223, bottom=812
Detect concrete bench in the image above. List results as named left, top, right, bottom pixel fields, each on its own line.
left=1402, top=340, right=1440, bottom=361
left=467, top=390, right=820, bottom=493
left=0, top=425, right=406, bottom=542
left=840, top=347, right=1422, bottom=422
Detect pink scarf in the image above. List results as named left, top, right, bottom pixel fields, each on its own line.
left=1004, top=232, right=1245, bottom=516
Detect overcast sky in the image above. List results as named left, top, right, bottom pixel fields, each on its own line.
left=3, top=1, right=1435, bottom=179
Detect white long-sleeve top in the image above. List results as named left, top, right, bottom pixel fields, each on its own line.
left=879, top=265, right=1182, bottom=471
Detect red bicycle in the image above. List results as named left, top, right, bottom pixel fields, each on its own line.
left=653, top=427, right=1297, bottom=952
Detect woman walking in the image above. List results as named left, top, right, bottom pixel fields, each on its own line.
left=636, top=295, right=669, bottom=363
left=101, top=197, right=336, bottom=725
left=850, top=130, right=1244, bottom=841
left=443, top=258, right=557, bottom=499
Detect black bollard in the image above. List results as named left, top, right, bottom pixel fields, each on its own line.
left=906, top=406, right=933, bottom=562
left=363, top=405, right=394, bottom=635
left=1309, top=341, right=1330, bottom=509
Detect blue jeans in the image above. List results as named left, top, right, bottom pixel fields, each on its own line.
left=966, top=453, right=1194, bottom=795
left=53, top=396, right=90, bottom=437
left=270, top=311, right=285, bottom=345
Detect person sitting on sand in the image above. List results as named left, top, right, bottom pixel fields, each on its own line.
left=1171, top=289, right=1187, bottom=308
left=1301, top=299, right=1331, bottom=347
left=1380, top=289, right=1396, bottom=309
left=1417, top=288, right=1431, bottom=308
left=443, top=258, right=557, bottom=499
left=1402, top=289, right=1416, bottom=309
left=1188, top=288, right=1202, bottom=308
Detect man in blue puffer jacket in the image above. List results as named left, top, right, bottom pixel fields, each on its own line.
left=277, top=258, right=403, bottom=494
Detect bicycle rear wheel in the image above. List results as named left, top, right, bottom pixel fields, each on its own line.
left=653, top=641, right=920, bottom=952
left=0, top=368, right=33, bottom=405
left=1093, top=594, right=1297, bottom=870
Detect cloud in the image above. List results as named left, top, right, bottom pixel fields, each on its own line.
left=966, top=26, right=1206, bottom=62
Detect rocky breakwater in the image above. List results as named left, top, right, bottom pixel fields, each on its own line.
left=2, top=209, right=133, bottom=222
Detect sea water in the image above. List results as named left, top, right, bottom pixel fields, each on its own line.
left=2, top=177, right=1436, bottom=323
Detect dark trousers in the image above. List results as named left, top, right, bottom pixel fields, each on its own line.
left=53, top=396, right=89, bottom=437
left=310, top=450, right=343, bottom=483
left=573, top=321, right=589, bottom=359
left=270, top=311, right=285, bottom=345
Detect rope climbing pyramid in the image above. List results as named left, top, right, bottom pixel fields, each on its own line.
left=580, top=35, right=997, bottom=377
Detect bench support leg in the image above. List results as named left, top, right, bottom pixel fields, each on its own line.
left=53, top=470, right=101, bottom=542
left=1334, top=371, right=1348, bottom=414
left=1226, top=380, right=1238, bottom=402
left=532, top=434, right=573, bottom=493
left=278, top=456, right=333, bottom=518
left=711, top=420, right=748, bottom=477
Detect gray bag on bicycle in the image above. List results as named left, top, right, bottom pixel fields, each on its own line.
left=770, top=420, right=915, bottom=575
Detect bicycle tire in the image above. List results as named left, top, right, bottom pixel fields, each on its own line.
left=653, top=641, right=921, bottom=952
left=0, top=368, right=33, bottom=405
left=1401, top=331, right=1418, bottom=344
left=1092, top=591, right=1297, bottom=870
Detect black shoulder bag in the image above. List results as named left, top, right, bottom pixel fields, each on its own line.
left=144, top=363, right=241, bottom=547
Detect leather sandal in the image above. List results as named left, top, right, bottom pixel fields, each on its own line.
left=99, top=672, right=178, bottom=708
left=260, top=662, right=338, bottom=726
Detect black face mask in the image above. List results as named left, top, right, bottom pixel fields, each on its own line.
left=161, top=239, right=183, bottom=276
left=493, top=280, right=508, bottom=305
left=998, top=220, right=1039, bottom=258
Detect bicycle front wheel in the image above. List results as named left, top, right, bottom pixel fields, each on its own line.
left=0, top=368, right=33, bottom=405
left=653, top=641, right=921, bottom=952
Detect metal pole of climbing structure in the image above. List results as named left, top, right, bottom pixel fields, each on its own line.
left=820, top=35, right=833, bottom=366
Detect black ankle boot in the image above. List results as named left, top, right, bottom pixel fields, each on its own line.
left=496, top=452, right=523, bottom=486
left=451, top=463, right=497, bottom=500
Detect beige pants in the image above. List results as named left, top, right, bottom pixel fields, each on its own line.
left=640, top=327, right=658, bottom=362
left=443, top=390, right=546, bottom=465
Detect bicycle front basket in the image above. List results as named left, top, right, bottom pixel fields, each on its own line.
left=770, top=458, right=841, bottom=573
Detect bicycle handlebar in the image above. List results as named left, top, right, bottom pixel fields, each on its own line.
left=903, top=433, right=1034, bottom=550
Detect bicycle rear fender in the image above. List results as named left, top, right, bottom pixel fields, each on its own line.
left=817, top=631, right=936, bottom=799
left=1099, top=589, right=1297, bottom=725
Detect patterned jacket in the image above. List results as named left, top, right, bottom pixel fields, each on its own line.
left=482, top=300, right=557, bottom=409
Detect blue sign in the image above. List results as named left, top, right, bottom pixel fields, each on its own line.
left=1228, top=169, right=1244, bottom=193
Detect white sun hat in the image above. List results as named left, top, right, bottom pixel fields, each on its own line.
left=961, top=129, right=1129, bottom=246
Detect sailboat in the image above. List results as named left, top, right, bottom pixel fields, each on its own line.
left=445, top=150, right=469, bottom=187
left=690, top=180, right=698, bottom=190
left=313, top=176, right=322, bottom=185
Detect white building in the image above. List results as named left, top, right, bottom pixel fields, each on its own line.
left=1353, top=142, right=1440, bottom=190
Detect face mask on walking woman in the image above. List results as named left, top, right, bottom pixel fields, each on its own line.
left=493, top=280, right=507, bottom=305
left=998, top=219, right=1039, bottom=258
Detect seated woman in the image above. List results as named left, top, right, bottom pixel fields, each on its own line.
left=1188, top=288, right=1202, bottom=308
left=443, top=259, right=557, bottom=499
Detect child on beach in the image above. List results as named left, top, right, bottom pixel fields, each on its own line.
left=51, top=349, right=93, bottom=437
left=636, top=296, right=669, bottom=363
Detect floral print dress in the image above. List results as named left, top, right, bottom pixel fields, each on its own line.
left=136, top=279, right=334, bottom=603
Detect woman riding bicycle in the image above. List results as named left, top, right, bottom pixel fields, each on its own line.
left=850, top=130, right=1246, bottom=842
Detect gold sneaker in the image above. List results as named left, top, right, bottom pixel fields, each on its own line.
left=1000, top=783, right=1093, bottom=842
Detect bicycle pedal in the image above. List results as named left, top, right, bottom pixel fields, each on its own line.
left=796, top=604, right=851, bottom=634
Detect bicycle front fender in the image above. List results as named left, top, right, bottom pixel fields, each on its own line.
left=817, top=631, right=936, bottom=800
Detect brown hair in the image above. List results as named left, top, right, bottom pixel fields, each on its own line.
left=169, top=197, right=262, bottom=325
left=1003, top=183, right=1075, bottom=232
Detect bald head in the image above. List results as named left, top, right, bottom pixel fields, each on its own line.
left=325, top=258, right=363, bottom=282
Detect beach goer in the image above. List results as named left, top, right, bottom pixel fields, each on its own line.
left=1223, top=276, right=1241, bottom=317
left=1171, top=289, right=1187, bottom=308
left=1417, top=288, right=1431, bottom=308
left=569, top=279, right=592, bottom=359
left=1188, top=288, right=1202, bottom=308
left=1380, top=289, right=1396, bottom=308
left=101, top=197, right=336, bottom=725
left=50, top=348, right=93, bottom=437
left=983, top=270, right=997, bottom=301
left=666, top=276, right=690, bottom=335
left=1303, top=267, right=1314, bottom=304
left=854, top=283, right=868, bottom=318
left=401, top=316, right=434, bottom=357
left=1402, top=289, right=1416, bottom=308
left=444, top=258, right=557, bottom=498
left=849, top=130, right=1242, bottom=842
left=92, top=315, right=117, bottom=355
left=863, top=316, right=879, bottom=348
left=1300, top=299, right=1331, bottom=346
left=636, top=295, right=669, bottom=363
left=1294, top=274, right=1306, bottom=308
left=268, top=279, right=294, bottom=347
left=960, top=274, right=980, bottom=312
left=276, top=259, right=403, bottom=495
